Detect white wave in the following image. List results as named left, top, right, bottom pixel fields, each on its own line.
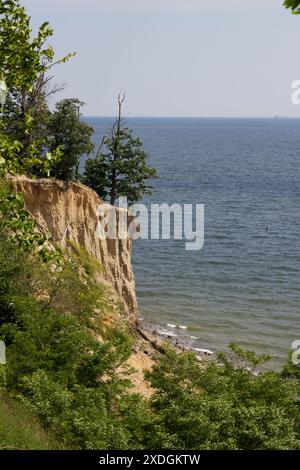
left=160, top=331, right=178, bottom=338
left=193, top=348, right=214, bottom=356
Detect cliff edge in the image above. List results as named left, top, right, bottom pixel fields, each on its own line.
left=10, top=175, right=138, bottom=320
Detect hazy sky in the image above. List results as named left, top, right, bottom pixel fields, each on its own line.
left=22, top=0, right=300, bottom=117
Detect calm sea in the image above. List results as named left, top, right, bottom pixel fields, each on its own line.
left=85, top=117, right=300, bottom=367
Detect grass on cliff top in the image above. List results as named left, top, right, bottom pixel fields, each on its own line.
left=0, top=392, right=61, bottom=450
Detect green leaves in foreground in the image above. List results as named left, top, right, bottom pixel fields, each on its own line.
left=0, top=181, right=61, bottom=262
left=146, top=348, right=300, bottom=450
left=284, top=1, right=300, bottom=14
left=0, top=0, right=75, bottom=177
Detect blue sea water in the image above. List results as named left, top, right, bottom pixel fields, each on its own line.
left=85, top=117, right=300, bottom=367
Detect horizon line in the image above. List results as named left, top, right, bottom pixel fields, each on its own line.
left=83, top=115, right=300, bottom=119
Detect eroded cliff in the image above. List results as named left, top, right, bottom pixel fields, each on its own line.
left=10, top=175, right=138, bottom=320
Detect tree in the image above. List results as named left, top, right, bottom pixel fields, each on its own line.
left=284, top=1, right=300, bottom=13
left=0, top=0, right=74, bottom=175
left=48, top=99, right=94, bottom=180
left=2, top=89, right=51, bottom=160
left=83, top=94, right=157, bottom=205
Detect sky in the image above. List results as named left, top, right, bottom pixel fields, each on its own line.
left=22, top=0, right=300, bottom=117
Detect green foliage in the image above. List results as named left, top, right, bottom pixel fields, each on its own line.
left=222, top=342, right=271, bottom=369
left=83, top=126, right=157, bottom=205
left=83, top=97, right=157, bottom=205
left=0, top=120, right=63, bottom=184
left=0, top=0, right=73, bottom=176
left=0, top=132, right=63, bottom=177
left=5, top=295, right=149, bottom=450
left=0, top=0, right=54, bottom=90
left=0, top=286, right=149, bottom=448
left=67, top=240, right=104, bottom=277
left=82, top=155, right=108, bottom=201
left=2, top=89, right=51, bottom=148
left=145, top=348, right=300, bottom=450
left=20, top=373, right=109, bottom=449
left=0, top=135, right=22, bottom=172
left=2, top=303, right=96, bottom=386
left=0, top=180, right=61, bottom=261
left=48, top=99, right=94, bottom=180
left=20, top=371, right=151, bottom=450
left=284, top=0, right=300, bottom=14
left=282, top=352, right=300, bottom=383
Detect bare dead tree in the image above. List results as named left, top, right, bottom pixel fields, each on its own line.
left=113, top=91, right=126, bottom=134
left=30, top=72, right=66, bottom=111
left=110, top=92, right=126, bottom=204
left=95, top=91, right=126, bottom=157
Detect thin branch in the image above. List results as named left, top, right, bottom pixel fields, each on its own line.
left=96, top=135, right=107, bottom=158
left=44, top=82, right=66, bottom=99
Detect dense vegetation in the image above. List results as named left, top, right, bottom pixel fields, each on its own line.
left=0, top=0, right=300, bottom=451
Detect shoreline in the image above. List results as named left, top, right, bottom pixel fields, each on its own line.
left=137, top=319, right=215, bottom=361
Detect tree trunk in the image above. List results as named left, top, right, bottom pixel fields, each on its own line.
left=110, top=170, right=117, bottom=205
left=109, top=92, right=125, bottom=205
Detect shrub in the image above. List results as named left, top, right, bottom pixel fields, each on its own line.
left=146, top=347, right=300, bottom=450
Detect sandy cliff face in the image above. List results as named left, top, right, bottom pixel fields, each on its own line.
left=10, top=176, right=138, bottom=319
